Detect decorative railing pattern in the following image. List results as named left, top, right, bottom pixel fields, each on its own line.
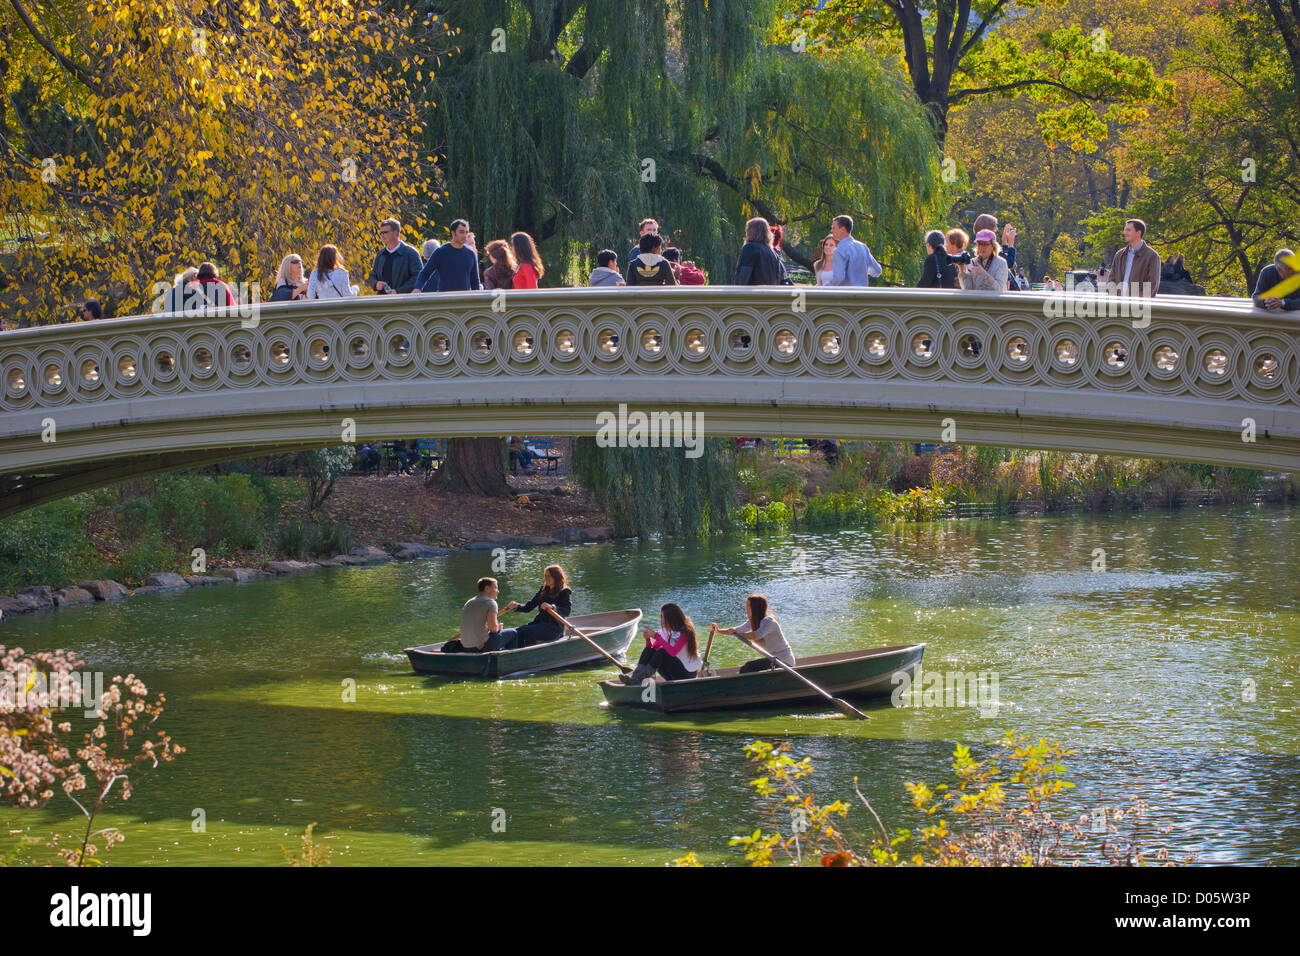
left=3, top=288, right=1296, bottom=412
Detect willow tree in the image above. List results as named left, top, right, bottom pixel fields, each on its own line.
left=425, top=0, right=949, bottom=282
left=571, top=438, right=738, bottom=538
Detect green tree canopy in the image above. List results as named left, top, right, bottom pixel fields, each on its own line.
left=426, top=0, right=950, bottom=283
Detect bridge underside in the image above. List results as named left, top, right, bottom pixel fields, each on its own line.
left=2, top=387, right=1293, bottom=519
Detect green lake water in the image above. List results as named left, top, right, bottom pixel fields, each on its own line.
left=2, top=507, right=1297, bottom=865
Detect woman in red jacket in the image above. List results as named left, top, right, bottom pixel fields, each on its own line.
left=621, top=603, right=702, bottom=683
left=510, top=232, right=544, bottom=289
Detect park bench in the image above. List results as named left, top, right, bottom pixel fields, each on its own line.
left=417, top=438, right=444, bottom=474
left=520, top=438, right=562, bottom=475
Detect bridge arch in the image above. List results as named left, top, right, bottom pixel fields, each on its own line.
left=1, top=287, right=1296, bottom=517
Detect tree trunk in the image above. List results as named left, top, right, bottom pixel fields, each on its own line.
left=427, top=437, right=509, bottom=496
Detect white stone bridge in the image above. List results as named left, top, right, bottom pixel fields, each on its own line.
left=1, top=287, right=1296, bottom=517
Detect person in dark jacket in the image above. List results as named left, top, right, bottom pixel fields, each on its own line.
left=368, top=217, right=424, bottom=294
left=500, top=564, right=573, bottom=647
left=917, top=230, right=958, bottom=288
left=734, top=218, right=789, bottom=285
left=626, top=233, right=678, bottom=285
left=1253, top=248, right=1300, bottom=311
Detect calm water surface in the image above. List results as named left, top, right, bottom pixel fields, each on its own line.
left=2, top=507, right=1297, bottom=865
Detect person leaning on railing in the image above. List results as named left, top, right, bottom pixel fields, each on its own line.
left=1252, top=248, right=1300, bottom=312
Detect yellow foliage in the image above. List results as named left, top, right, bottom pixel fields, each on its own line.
left=0, top=0, right=451, bottom=323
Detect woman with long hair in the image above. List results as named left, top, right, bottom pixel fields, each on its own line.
left=482, top=239, right=517, bottom=290
left=500, top=563, right=572, bottom=647
left=509, top=231, right=543, bottom=289
left=712, top=593, right=794, bottom=673
left=306, top=244, right=355, bottom=298
left=812, top=234, right=838, bottom=286
left=734, top=217, right=789, bottom=285
left=622, top=602, right=702, bottom=683
left=270, top=254, right=309, bottom=301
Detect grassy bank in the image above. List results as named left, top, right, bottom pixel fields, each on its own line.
left=729, top=443, right=1295, bottom=532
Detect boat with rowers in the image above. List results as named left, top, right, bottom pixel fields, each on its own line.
left=406, top=609, right=641, bottom=678
left=597, top=642, right=926, bottom=713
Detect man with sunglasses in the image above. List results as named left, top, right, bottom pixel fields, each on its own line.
left=368, top=217, right=424, bottom=294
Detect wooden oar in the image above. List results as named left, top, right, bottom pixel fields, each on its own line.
left=701, top=624, right=717, bottom=676
left=738, top=636, right=869, bottom=720
left=543, top=604, right=633, bottom=676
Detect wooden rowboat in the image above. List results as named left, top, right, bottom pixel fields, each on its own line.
left=598, top=642, right=925, bottom=713
left=406, top=609, right=641, bottom=678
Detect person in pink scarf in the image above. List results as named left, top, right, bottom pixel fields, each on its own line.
left=620, top=603, right=702, bottom=683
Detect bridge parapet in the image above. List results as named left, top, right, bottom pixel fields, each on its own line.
left=1, top=287, right=1297, bottom=515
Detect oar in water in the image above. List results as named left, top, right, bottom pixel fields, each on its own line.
left=738, top=636, right=869, bottom=720
left=542, top=604, right=633, bottom=676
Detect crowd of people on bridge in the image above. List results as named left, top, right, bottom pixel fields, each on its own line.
left=38, top=206, right=1300, bottom=327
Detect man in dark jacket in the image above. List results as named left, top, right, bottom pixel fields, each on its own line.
left=1252, top=249, right=1300, bottom=311
left=368, top=218, right=424, bottom=294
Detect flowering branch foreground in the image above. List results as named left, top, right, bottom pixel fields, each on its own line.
left=677, top=735, right=1190, bottom=867
left=1, top=645, right=182, bottom=866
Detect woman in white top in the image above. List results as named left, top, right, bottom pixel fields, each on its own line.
left=306, top=244, right=355, bottom=299
left=812, top=234, right=838, bottom=286
left=962, top=229, right=1009, bottom=292
left=712, top=593, right=794, bottom=673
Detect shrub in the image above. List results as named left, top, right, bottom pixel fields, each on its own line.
left=274, top=520, right=320, bottom=560
left=757, top=501, right=794, bottom=530
left=109, top=532, right=178, bottom=587
left=890, top=455, right=932, bottom=492
left=115, top=496, right=160, bottom=539
left=802, top=491, right=870, bottom=528
left=315, top=521, right=353, bottom=557
left=0, top=497, right=95, bottom=590
left=764, top=461, right=804, bottom=500
left=683, top=736, right=1187, bottom=867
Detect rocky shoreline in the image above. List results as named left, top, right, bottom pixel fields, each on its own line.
left=0, top=527, right=613, bottom=623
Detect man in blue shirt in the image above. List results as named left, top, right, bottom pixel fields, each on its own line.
left=829, top=215, right=883, bottom=287
left=415, top=219, right=482, bottom=292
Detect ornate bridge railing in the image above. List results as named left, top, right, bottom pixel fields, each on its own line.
left=1, top=286, right=1297, bottom=515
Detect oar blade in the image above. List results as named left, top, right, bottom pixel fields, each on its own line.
left=833, top=697, right=870, bottom=720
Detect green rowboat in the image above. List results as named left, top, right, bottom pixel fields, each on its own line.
left=406, top=609, right=641, bottom=678
left=598, top=642, right=925, bottom=713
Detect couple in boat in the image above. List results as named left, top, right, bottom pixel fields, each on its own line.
left=447, top=564, right=572, bottom=653
left=619, top=592, right=794, bottom=684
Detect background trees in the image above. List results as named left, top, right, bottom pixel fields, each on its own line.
left=0, top=0, right=448, bottom=324
left=425, top=0, right=949, bottom=283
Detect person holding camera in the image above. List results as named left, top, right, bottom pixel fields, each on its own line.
left=945, top=229, right=972, bottom=288
left=918, top=230, right=958, bottom=288
left=963, top=229, right=1010, bottom=292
